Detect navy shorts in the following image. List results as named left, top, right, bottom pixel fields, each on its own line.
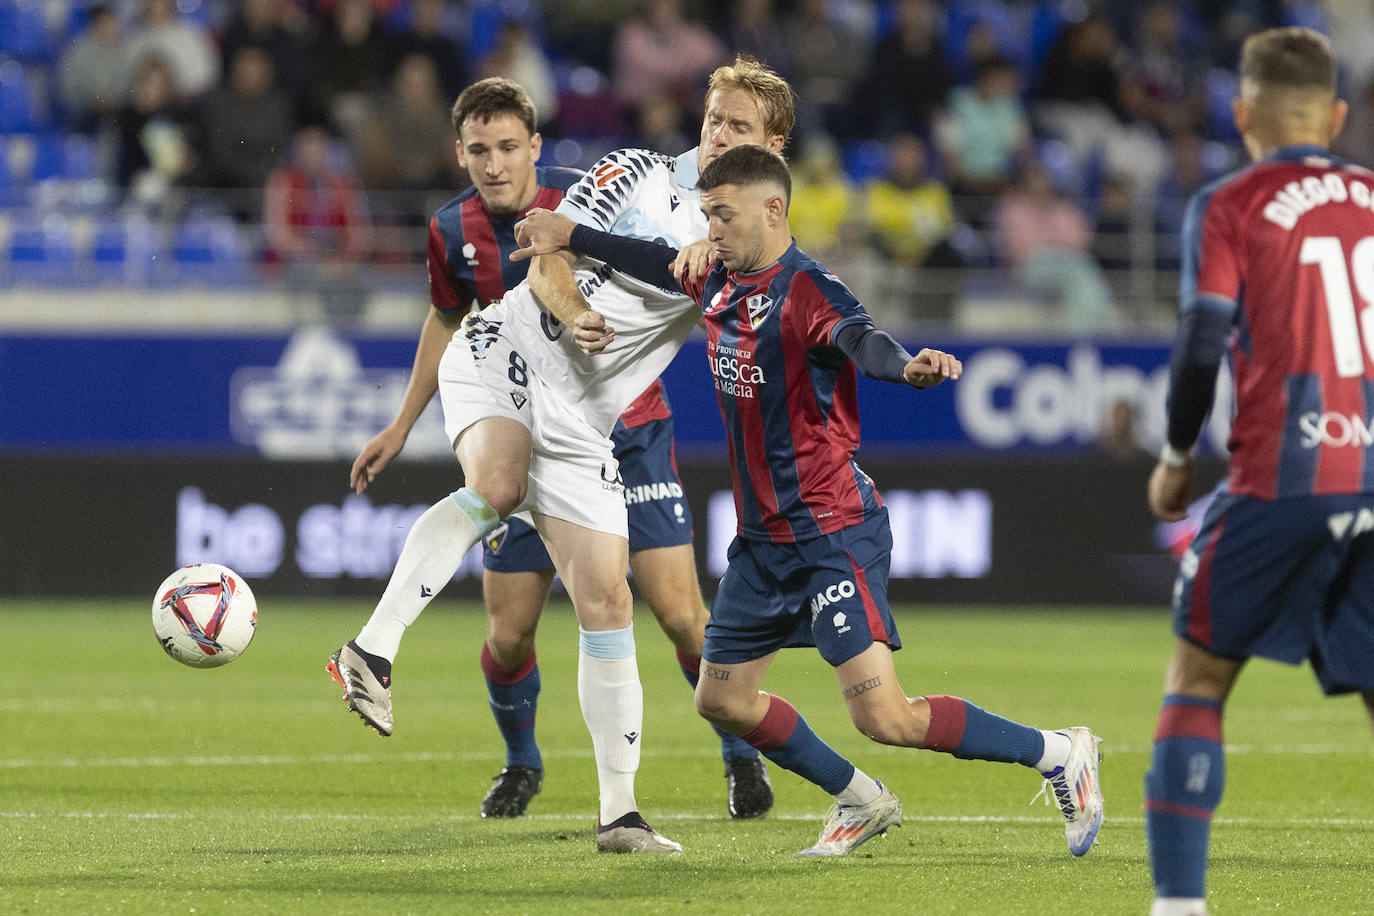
left=1174, top=486, right=1374, bottom=694
left=482, top=416, right=694, bottom=573
left=704, top=508, right=901, bottom=667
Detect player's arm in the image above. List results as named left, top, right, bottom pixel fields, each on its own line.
left=832, top=322, right=961, bottom=388
left=1148, top=193, right=1239, bottom=521
left=351, top=305, right=465, bottom=493
left=525, top=252, right=617, bottom=354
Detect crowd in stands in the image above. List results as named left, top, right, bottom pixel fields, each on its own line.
left=0, top=0, right=1367, bottom=329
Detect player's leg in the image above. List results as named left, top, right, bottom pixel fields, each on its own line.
left=329, top=334, right=533, bottom=735
left=477, top=516, right=556, bottom=817
left=1145, top=638, right=1241, bottom=916
left=631, top=542, right=772, bottom=818
left=538, top=513, right=679, bottom=853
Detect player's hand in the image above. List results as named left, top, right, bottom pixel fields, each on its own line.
left=510, top=209, right=575, bottom=262
left=671, top=239, right=717, bottom=283
left=1147, top=458, right=1195, bottom=521
left=903, top=348, right=961, bottom=388
left=574, top=309, right=614, bottom=354
left=350, top=425, right=408, bottom=494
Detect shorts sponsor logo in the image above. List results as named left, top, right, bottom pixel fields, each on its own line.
left=832, top=610, right=851, bottom=635
left=600, top=462, right=624, bottom=494
left=1298, top=411, right=1374, bottom=449
left=623, top=481, right=684, bottom=505
left=810, top=580, right=856, bottom=619
left=1327, top=507, right=1374, bottom=541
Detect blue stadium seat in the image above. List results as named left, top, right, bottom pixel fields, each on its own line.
left=171, top=215, right=251, bottom=284
left=7, top=213, right=75, bottom=284
left=842, top=139, right=890, bottom=184
left=0, top=2, right=52, bottom=63
left=0, top=60, right=38, bottom=132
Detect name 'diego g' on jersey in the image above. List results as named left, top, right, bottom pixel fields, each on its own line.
left=1186, top=146, right=1374, bottom=497
left=498, top=148, right=706, bottom=436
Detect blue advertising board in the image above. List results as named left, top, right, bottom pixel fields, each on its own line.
left=0, top=329, right=1230, bottom=457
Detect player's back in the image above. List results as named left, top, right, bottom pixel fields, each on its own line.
left=1191, top=146, right=1374, bottom=497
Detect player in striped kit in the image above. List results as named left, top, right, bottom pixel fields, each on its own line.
left=1146, top=28, right=1374, bottom=916
left=516, top=143, right=1106, bottom=858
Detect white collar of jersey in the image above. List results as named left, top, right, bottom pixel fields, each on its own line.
left=674, top=149, right=700, bottom=190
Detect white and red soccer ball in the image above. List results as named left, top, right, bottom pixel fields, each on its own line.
left=152, top=563, right=258, bottom=668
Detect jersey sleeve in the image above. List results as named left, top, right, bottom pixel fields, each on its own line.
left=1180, top=188, right=1242, bottom=316
left=555, top=148, right=663, bottom=234
left=804, top=265, right=872, bottom=348
left=427, top=216, right=473, bottom=312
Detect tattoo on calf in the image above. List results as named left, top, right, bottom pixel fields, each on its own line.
left=842, top=676, right=881, bottom=700
left=704, top=664, right=731, bottom=681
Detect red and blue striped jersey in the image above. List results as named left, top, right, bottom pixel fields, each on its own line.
left=617, top=379, right=670, bottom=430
left=1182, top=144, right=1374, bottom=497
left=682, top=242, right=882, bottom=542
left=426, top=166, right=583, bottom=312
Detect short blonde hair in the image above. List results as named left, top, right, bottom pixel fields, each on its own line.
left=1240, top=27, right=1335, bottom=93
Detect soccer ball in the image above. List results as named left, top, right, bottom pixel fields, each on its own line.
left=152, top=563, right=258, bottom=668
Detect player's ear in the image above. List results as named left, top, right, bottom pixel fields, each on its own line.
left=455, top=138, right=467, bottom=169
left=765, top=134, right=785, bottom=154
left=530, top=131, right=543, bottom=161
left=1231, top=97, right=1250, bottom=138
left=1329, top=99, right=1349, bottom=144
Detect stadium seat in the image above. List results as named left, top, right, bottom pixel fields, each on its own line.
left=171, top=214, right=250, bottom=284
left=7, top=212, right=75, bottom=284
left=842, top=139, right=890, bottom=184
left=0, top=59, right=39, bottom=132
left=86, top=214, right=159, bottom=285
left=0, top=2, right=52, bottom=63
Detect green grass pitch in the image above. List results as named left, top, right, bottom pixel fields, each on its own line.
left=5, top=600, right=1372, bottom=914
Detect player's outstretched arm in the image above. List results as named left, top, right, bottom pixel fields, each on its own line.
left=350, top=305, right=463, bottom=493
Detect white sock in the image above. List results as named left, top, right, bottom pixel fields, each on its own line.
left=356, top=489, right=497, bottom=661
left=1150, top=897, right=1209, bottom=916
left=834, top=767, right=882, bottom=807
left=1035, top=730, right=1073, bottom=774
left=577, top=626, right=641, bottom=823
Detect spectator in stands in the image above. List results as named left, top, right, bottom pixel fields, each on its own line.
left=1096, top=397, right=1152, bottom=463
left=307, top=0, right=392, bottom=138
left=219, top=0, right=310, bottom=106
left=114, top=56, right=194, bottom=199
left=935, top=55, right=1030, bottom=202
left=864, top=133, right=963, bottom=322
left=355, top=53, right=458, bottom=208
left=630, top=92, right=691, bottom=155
left=867, top=0, right=953, bottom=138
left=390, top=0, right=466, bottom=102
left=197, top=45, right=296, bottom=217
left=476, top=18, right=558, bottom=128
left=724, top=0, right=791, bottom=81
left=995, top=161, right=1119, bottom=332
left=1334, top=74, right=1374, bottom=165
left=263, top=122, right=371, bottom=322
left=789, top=136, right=857, bottom=258
left=1032, top=14, right=1166, bottom=196
left=1152, top=131, right=1211, bottom=272
left=863, top=134, right=957, bottom=270
left=1092, top=173, right=1135, bottom=274
left=126, top=0, right=219, bottom=100
left=60, top=4, right=131, bottom=134
left=1127, top=2, right=1207, bottom=137
left=612, top=0, right=725, bottom=118
left=783, top=0, right=868, bottom=139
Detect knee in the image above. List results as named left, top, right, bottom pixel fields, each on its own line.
left=849, top=697, right=928, bottom=748
left=464, top=475, right=525, bottom=518
left=695, top=688, right=748, bottom=734
left=486, top=615, right=536, bottom=668
left=649, top=600, right=706, bottom=651
left=572, top=579, right=633, bottom=629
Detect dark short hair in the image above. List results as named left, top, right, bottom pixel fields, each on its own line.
left=698, top=143, right=792, bottom=207
left=450, top=77, right=538, bottom=138
left=1240, top=27, right=1335, bottom=93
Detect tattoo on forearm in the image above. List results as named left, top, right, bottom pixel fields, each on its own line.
left=842, top=677, right=882, bottom=699
left=704, top=664, right=731, bottom=681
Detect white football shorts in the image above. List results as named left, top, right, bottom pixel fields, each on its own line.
left=437, top=328, right=627, bottom=540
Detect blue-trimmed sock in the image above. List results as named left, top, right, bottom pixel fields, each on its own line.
left=481, top=643, right=541, bottom=770
left=1146, top=694, right=1224, bottom=900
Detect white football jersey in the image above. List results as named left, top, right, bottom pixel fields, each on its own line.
left=496, top=148, right=706, bottom=435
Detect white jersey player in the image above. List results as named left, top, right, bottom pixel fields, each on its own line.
left=328, top=57, right=794, bottom=855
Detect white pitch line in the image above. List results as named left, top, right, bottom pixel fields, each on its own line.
left=4, top=810, right=1374, bottom=829
left=4, top=742, right=1370, bottom=770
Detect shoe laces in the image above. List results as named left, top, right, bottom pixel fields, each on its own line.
left=1029, top=767, right=1076, bottom=818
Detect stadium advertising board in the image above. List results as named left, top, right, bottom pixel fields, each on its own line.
left=0, top=329, right=1231, bottom=455
left=0, top=455, right=1220, bottom=604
